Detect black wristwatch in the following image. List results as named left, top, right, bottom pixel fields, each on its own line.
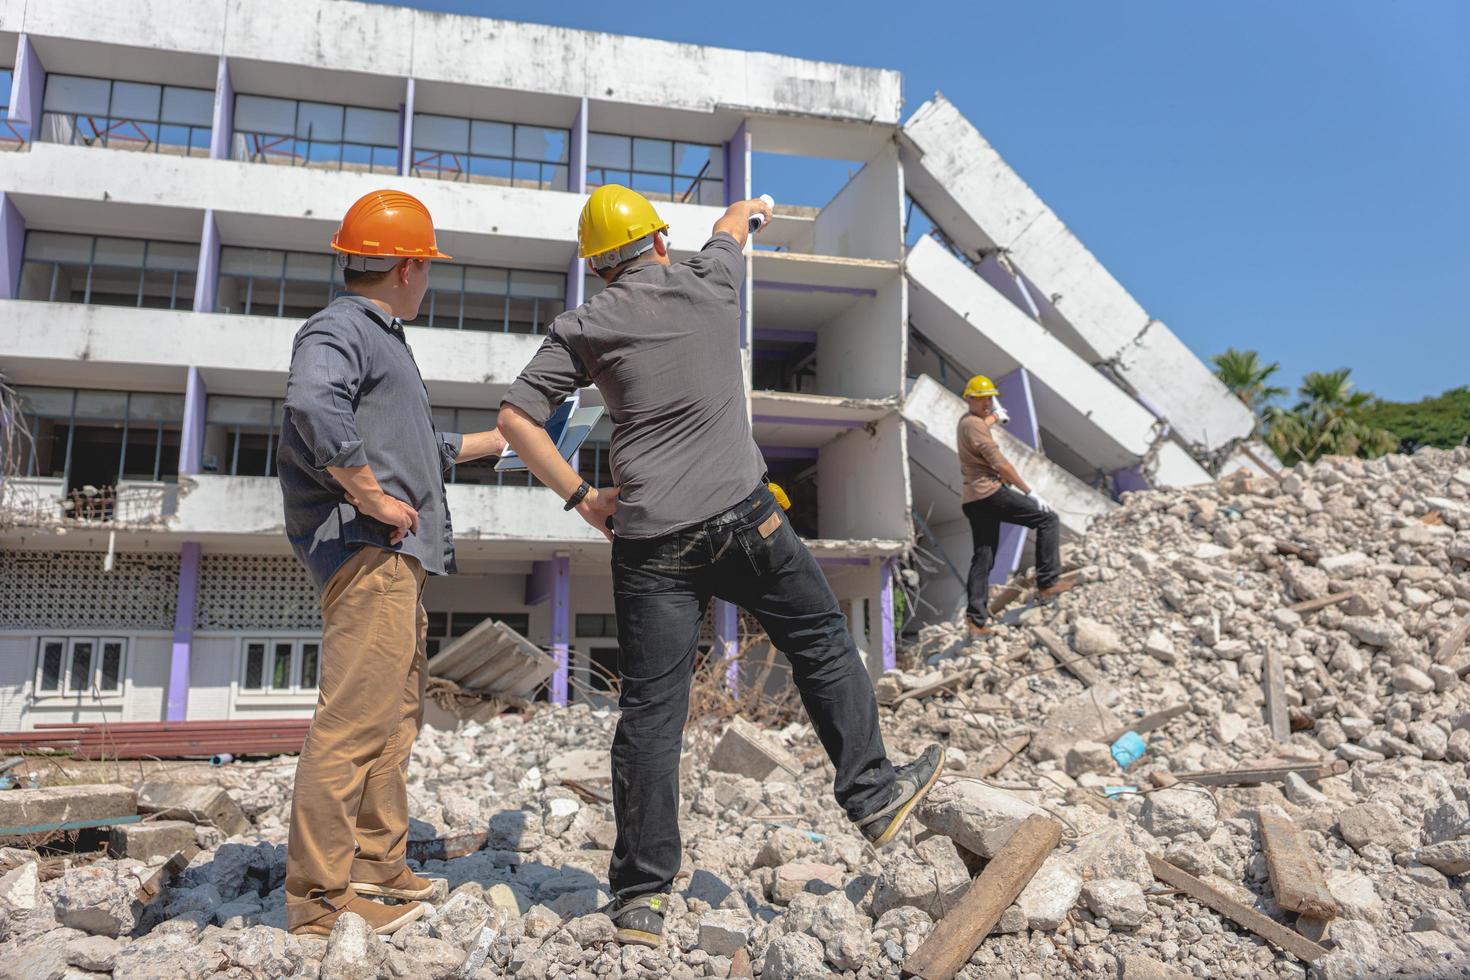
left=564, top=481, right=591, bottom=511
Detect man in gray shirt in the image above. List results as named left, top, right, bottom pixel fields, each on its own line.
left=279, top=189, right=504, bottom=937
left=499, top=185, right=943, bottom=948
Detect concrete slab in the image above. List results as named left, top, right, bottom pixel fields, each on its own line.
left=0, top=785, right=136, bottom=834
left=135, top=782, right=248, bottom=837
left=709, top=717, right=803, bottom=783
left=110, top=820, right=198, bottom=863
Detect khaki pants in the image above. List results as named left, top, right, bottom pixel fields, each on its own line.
left=285, top=546, right=427, bottom=929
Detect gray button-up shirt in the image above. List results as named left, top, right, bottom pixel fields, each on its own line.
left=279, top=293, right=462, bottom=592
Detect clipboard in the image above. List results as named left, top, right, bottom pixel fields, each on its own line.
left=495, top=393, right=606, bottom=472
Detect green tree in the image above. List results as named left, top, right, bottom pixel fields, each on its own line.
left=1212, top=347, right=1288, bottom=416
left=1371, top=387, right=1470, bottom=452
left=1265, top=368, right=1399, bottom=465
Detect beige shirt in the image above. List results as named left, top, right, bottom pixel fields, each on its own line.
left=957, top=413, right=1008, bottom=503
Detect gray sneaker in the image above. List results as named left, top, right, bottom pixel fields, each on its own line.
left=856, top=744, right=946, bottom=847
left=609, top=893, right=666, bottom=947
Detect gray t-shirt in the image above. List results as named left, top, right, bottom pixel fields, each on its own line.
left=501, top=232, right=765, bottom=539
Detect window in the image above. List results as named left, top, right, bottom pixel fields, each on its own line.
left=575, top=613, right=617, bottom=638
left=412, top=114, right=568, bottom=190
left=415, top=264, right=565, bottom=334
left=216, top=247, right=343, bottom=319
left=39, top=74, right=212, bottom=156
left=233, top=94, right=397, bottom=174
left=426, top=612, right=531, bottom=658
left=581, top=441, right=615, bottom=492
left=12, top=386, right=183, bottom=496
left=587, top=134, right=724, bottom=205
left=241, top=639, right=321, bottom=694
left=204, top=396, right=283, bottom=476
left=20, top=231, right=197, bottom=310
left=35, top=637, right=126, bottom=696
left=0, top=69, right=25, bottom=149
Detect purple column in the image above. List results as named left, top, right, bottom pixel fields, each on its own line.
left=569, top=97, right=588, bottom=194
left=8, top=34, right=44, bottom=132
left=179, top=366, right=207, bottom=475
left=878, top=558, right=896, bottom=672
left=0, top=194, right=24, bottom=300
left=725, top=119, right=751, bottom=349
left=989, top=367, right=1039, bottom=587
left=193, top=209, right=220, bottom=313
left=1112, top=466, right=1150, bottom=497
left=550, top=554, right=570, bottom=704
left=398, top=77, right=415, bottom=177
left=166, top=542, right=202, bottom=721
left=714, top=599, right=739, bottom=694
left=524, top=559, right=553, bottom=605
left=208, top=56, right=233, bottom=161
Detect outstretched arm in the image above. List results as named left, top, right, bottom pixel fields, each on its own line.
left=497, top=404, right=618, bottom=541
left=711, top=197, right=774, bottom=250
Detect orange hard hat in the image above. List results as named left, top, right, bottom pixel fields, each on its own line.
left=330, top=189, right=452, bottom=271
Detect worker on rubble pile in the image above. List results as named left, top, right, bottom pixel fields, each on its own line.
left=958, top=373, right=1075, bottom=637
left=496, top=184, right=945, bottom=949
left=277, top=189, right=506, bottom=937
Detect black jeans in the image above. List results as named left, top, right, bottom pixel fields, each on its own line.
left=963, top=486, right=1062, bottom=626
left=607, top=484, right=895, bottom=899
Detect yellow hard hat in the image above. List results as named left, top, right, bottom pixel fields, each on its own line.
left=579, top=185, right=669, bottom=269
left=768, top=482, right=791, bottom=510
left=963, top=374, right=999, bottom=399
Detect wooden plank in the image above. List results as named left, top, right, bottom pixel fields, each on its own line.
left=134, top=845, right=199, bottom=904
left=1257, top=810, right=1338, bottom=920
left=972, top=734, right=1031, bottom=778
left=1274, top=540, right=1321, bottom=566
left=1103, top=703, right=1192, bottom=743
left=1173, top=759, right=1347, bottom=787
left=1263, top=645, right=1290, bottom=742
left=1286, top=591, right=1355, bottom=615
left=1434, top=617, right=1470, bottom=665
left=1031, top=626, right=1101, bottom=687
left=1147, top=854, right=1328, bottom=964
left=903, top=815, right=1062, bottom=980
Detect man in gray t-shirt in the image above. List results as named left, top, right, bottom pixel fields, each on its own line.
left=499, top=185, right=942, bottom=950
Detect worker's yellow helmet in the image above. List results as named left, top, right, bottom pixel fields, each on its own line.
left=578, top=184, right=669, bottom=269
left=768, top=482, right=792, bottom=510
left=963, top=374, right=999, bottom=399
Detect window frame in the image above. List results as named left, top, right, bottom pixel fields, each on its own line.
left=238, top=637, right=322, bottom=696
left=12, top=385, right=184, bottom=492
left=20, top=230, right=199, bottom=310
left=33, top=635, right=127, bottom=699
left=410, top=112, right=569, bottom=191
left=586, top=132, right=725, bottom=205
left=38, top=73, right=213, bottom=156
left=203, top=395, right=284, bottom=476
left=216, top=245, right=344, bottom=318
left=232, top=93, right=399, bottom=174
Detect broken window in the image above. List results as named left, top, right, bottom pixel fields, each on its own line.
left=587, top=133, right=724, bottom=205
left=12, top=385, right=182, bottom=493
left=232, top=94, right=397, bottom=174
left=20, top=231, right=197, bottom=309
left=39, top=74, right=212, bottom=156
left=412, top=113, right=568, bottom=190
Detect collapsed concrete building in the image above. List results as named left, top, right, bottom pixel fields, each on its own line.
left=0, top=0, right=1260, bottom=730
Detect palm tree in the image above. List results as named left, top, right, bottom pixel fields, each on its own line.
left=1212, top=348, right=1287, bottom=416
left=1266, top=368, right=1398, bottom=464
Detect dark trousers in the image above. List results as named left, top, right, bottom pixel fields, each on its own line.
left=963, top=486, right=1062, bottom=626
left=608, top=484, right=895, bottom=899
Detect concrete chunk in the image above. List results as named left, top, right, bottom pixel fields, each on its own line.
left=0, top=784, right=137, bottom=833
left=110, top=820, right=198, bottom=863
left=708, top=717, right=802, bottom=782
left=0, top=860, right=41, bottom=911
left=135, top=782, right=248, bottom=837
left=916, top=780, right=1049, bottom=858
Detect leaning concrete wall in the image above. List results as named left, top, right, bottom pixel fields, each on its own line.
left=900, top=94, right=1255, bottom=454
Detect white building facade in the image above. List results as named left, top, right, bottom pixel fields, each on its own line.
left=0, top=0, right=1253, bottom=731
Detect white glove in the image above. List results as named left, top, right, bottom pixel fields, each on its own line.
left=1026, top=490, right=1054, bottom=514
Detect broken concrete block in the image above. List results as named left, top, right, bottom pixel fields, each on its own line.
left=65, top=934, right=122, bottom=972
left=868, top=837, right=969, bottom=919
left=1064, top=740, right=1115, bottom=777
left=1337, top=802, right=1410, bottom=853
left=0, top=859, right=41, bottom=911
left=769, top=862, right=844, bottom=905
left=0, top=784, right=137, bottom=832
left=916, top=780, right=1048, bottom=859
left=488, top=809, right=545, bottom=852
left=1143, top=630, right=1178, bottom=664
left=763, top=933, right=827, bottom=979
left=1139, top=788, right=1218, bottom=839
left=754, top=826, right=815, bottom=869
left=135, top=783, right=248, bottom=837
left=1072, top=617, right=1125, bottom=657
left=320, top=910, right=388, bottom=980
left=546, top=748, right=610, bottom=785
left=1016, top=853, right=1082, bottom=931
left=1412, top=840, right=1470, bottom=877
left=698, top=908, right=754, bottom=957
left=1068, top=824, right=1156, bottom=886
left=52, top=861, right=150, bottom=937
left=1028, top=688, right=1122, bottom=763
left=1318, top=551, right=1369, bottom=575
left=1422, top=801, right=1470, bottom=845
left=1080, top=877, right=1147, bottom=928
left=708, top=717, right=802, bottom=782
left=110, top=820, right=198, bottom=863
left=1324, top=868, right=1384, bottom=918
left=1118, top=953, right=1192, bottom=979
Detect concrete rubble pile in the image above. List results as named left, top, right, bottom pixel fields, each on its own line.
left=1, top=446, right=1467, bottom=979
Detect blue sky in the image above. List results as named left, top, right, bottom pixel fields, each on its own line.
left=375, top=0, right=1468, bottom=403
